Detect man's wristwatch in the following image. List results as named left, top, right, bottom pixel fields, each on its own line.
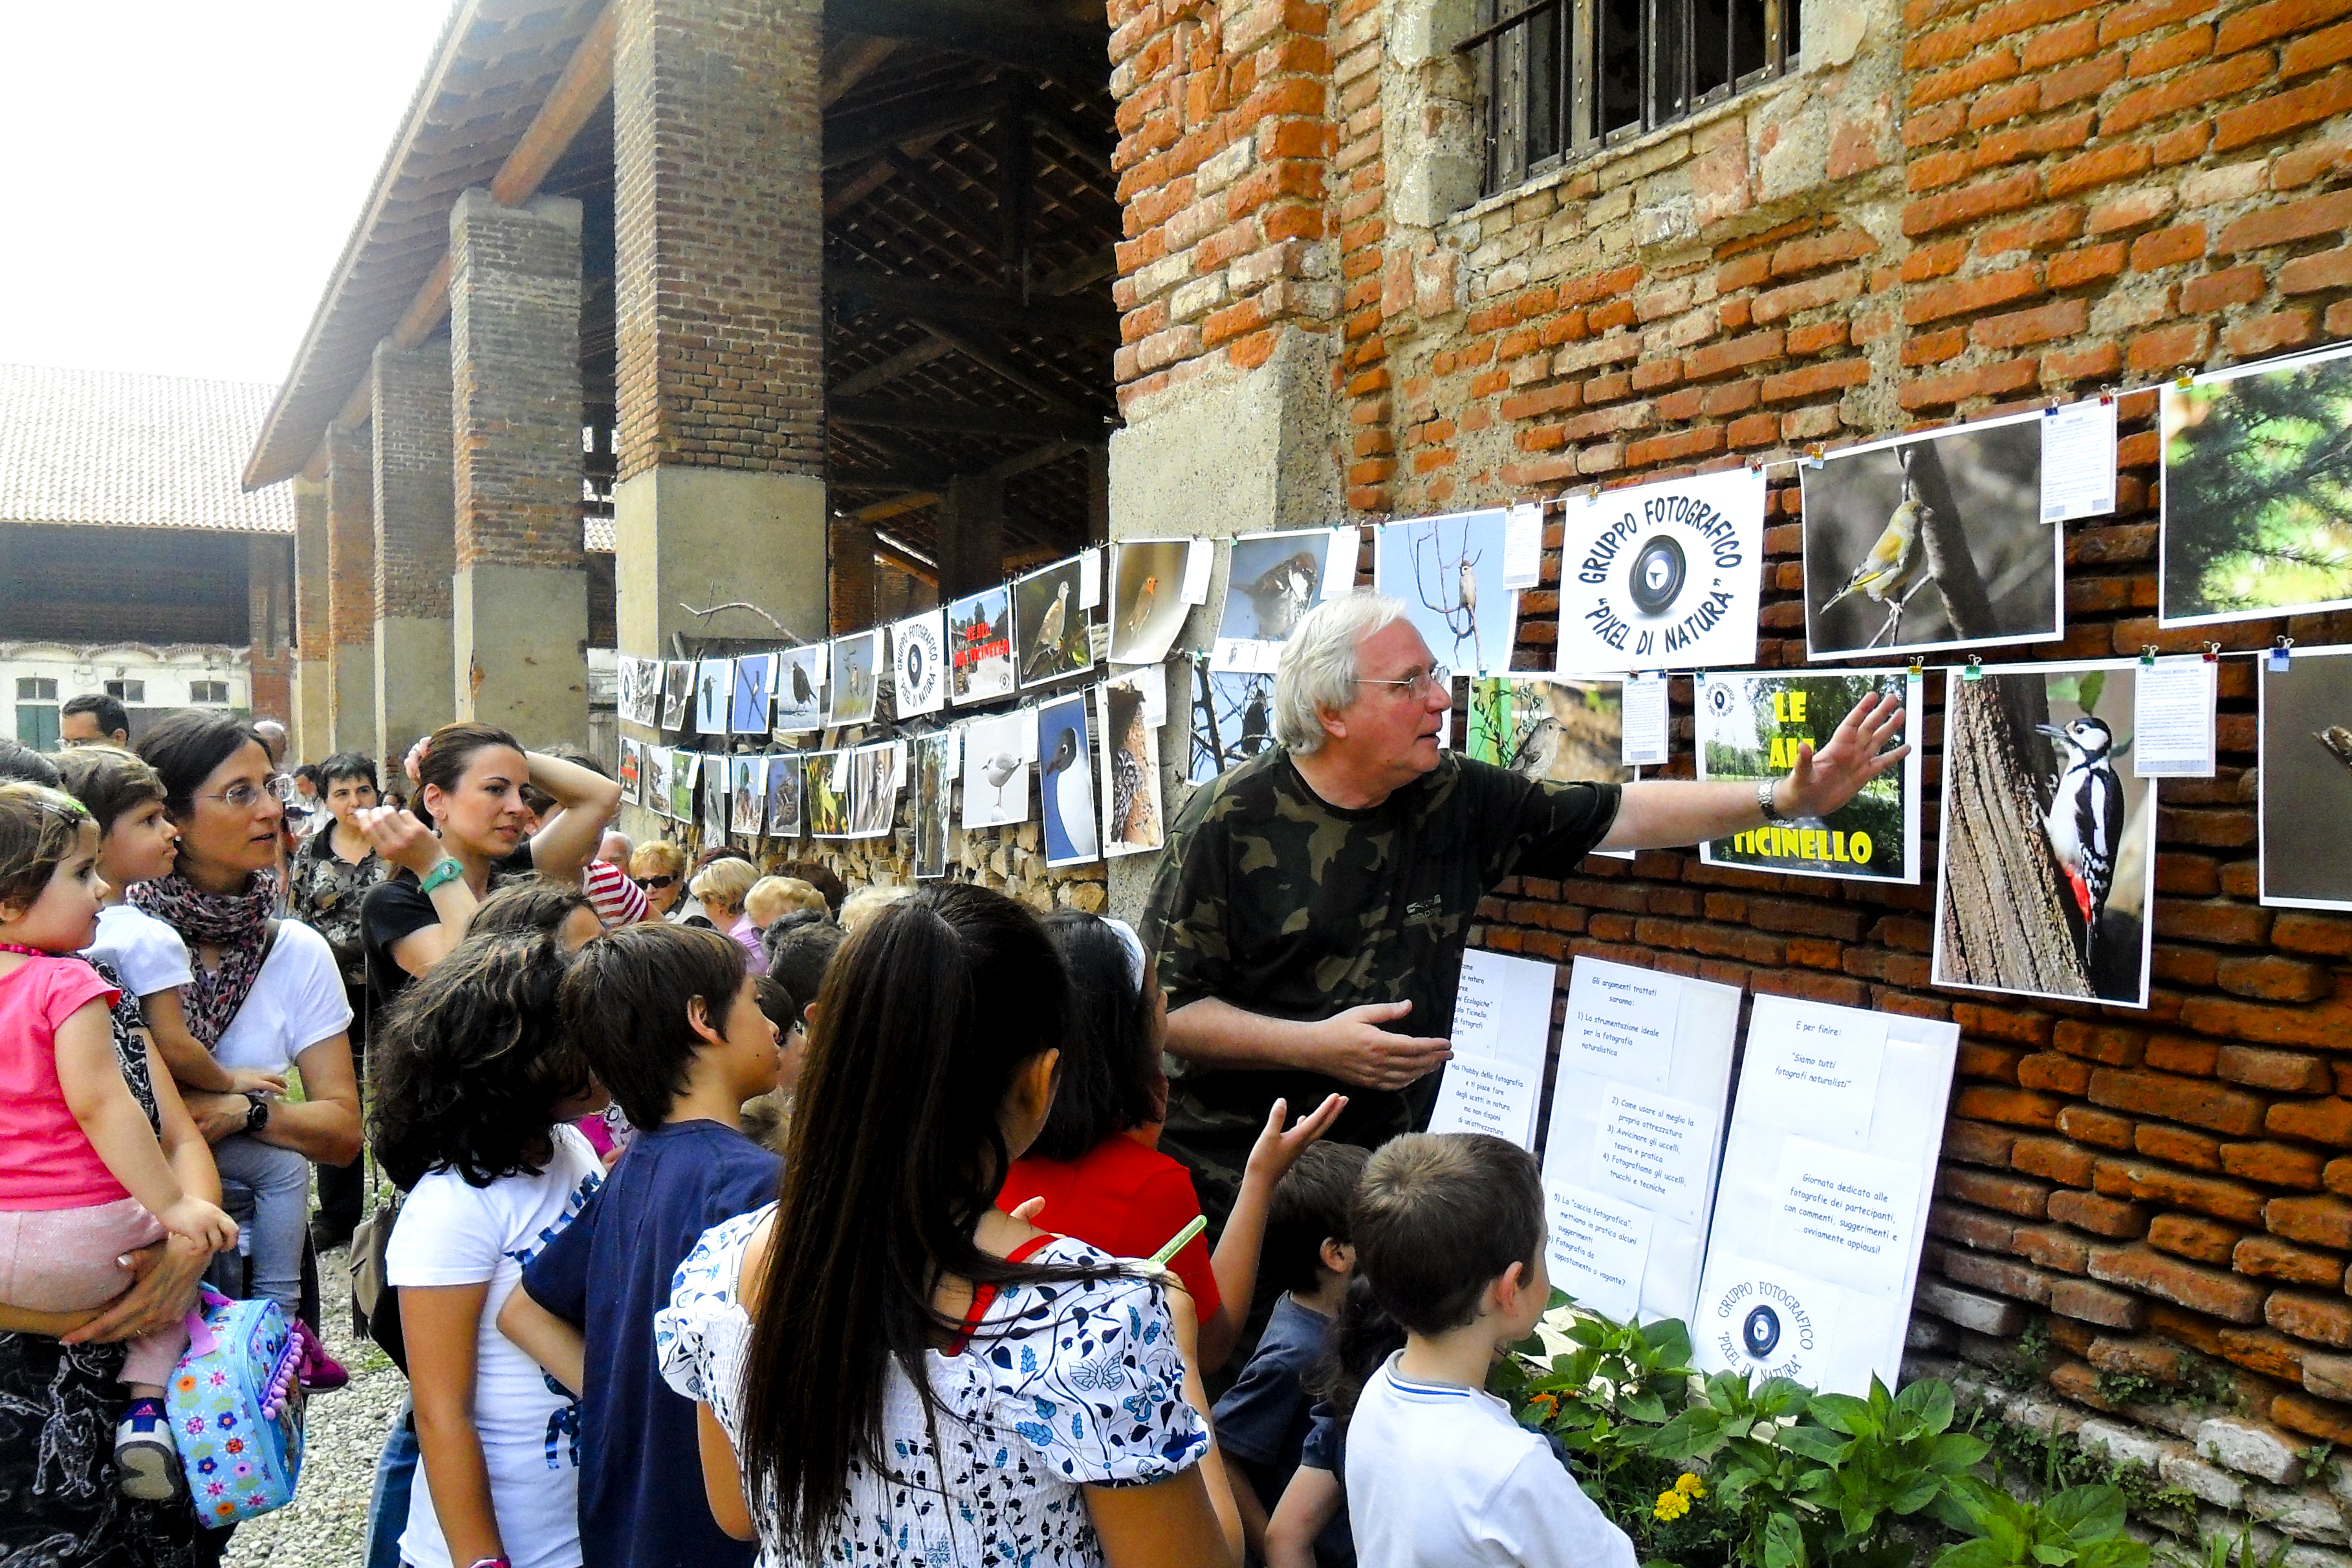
left=418, top=856, right=468, bottom=897
left=243, top=1091, right=270, bottom=1135
left=1758, top=778, right=1790, bottom=823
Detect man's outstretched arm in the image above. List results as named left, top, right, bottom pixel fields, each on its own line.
left=1598, top=688, right=1910, bottom=851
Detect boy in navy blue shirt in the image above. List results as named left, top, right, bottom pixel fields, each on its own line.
left=1214, top=1140, right=1368, bottom=1560
left=499, top=924, right=798, bottom=1568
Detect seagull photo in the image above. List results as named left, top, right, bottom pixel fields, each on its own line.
left=959, top=711, right=1033, bottom=830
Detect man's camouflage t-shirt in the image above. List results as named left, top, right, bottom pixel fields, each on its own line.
left=1138, top=745, right=1620, bottom=1225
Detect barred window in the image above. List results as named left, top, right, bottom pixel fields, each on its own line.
left=1465, top=0, right=1801, bottom=197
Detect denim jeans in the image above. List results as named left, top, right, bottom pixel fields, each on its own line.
left=364, top=1395, right=419, bottom=1568
left=207, top=1134, right=310, bottom=1316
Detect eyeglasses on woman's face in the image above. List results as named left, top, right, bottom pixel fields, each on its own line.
left=203, top=776, right=286, bottom=812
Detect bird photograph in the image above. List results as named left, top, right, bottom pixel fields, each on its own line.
left=696, top=658, right=729, bottom=735
left=731, top=757, right=766, bottom=837
left=1111, top=539, right=1192, bottom=664
left=1102, top=679, right=1162, bottom=853
left=731, top=654, right=773, bottom=736
left=765, top=750, right=802, bottom=837
left=1037, top=698, right=1101, bottom=866
left=829, top=632, right=880, bottom=726
left=2036, top=716, right=2123, bottom=970
left=1016, top=563, right=1089, bottom=687
left=1217, top=533, right=1329, bottom=646
left=1190, top=670, right=1276, bottom=783
left=1377, top=510, right=1512, bottom=675
left=848, top=745, right=897, bottom=836
left=670, top=753, right=697, bottom=820
left=776, top=646, right=825, bottom=733
left=1802, top=419, right=2055, bottom=659
left=2256, top=648, right=2352, bottom=910
left=960, top=712, right=1032, bottom=830
left=911, top=733, right=953, bottom=878
left=660, top=661, right=694, bottom=730
left=644, top=749, right=671, bottom=819
left=803, top=752, right=848, bottom=836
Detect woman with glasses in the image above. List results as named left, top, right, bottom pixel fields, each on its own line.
left=627, top=838, right=688, bottom=920
left=131, top=712, right=362, bottom=1330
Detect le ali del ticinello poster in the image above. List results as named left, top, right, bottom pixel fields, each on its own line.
left=1554, top=468, right=1765, bottom=673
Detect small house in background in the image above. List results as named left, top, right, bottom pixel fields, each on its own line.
left=0, top=363, right=293, bottom=744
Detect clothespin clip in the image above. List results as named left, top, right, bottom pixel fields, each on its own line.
left=1747, top=456, right=1764, bottom=474
left=2045, top=396, right=2061, bottom=413
left=2269, top=636, right=2294, bottom=673
left=2175, top=374, right=2195, bottom=391
left=1584, top=484, right=1600, bottom=506
left=1963, top=655, right=1983, bottom=682
left=1906, top=657, right=1925, bottom=679
left=2100, top=386, right=2117, bottom=406
left=2139, top=644, right=2158, bottom=667
left=1803, top=445, right=1825, bottom=470
left=2203, top=642, right=2221, bottom=664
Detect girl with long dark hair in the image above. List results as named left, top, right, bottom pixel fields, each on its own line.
left=658, top=884, right=1240, bottom=1568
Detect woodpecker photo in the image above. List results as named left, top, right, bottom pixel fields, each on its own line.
left=2036, top=715, right=2124, bottom=968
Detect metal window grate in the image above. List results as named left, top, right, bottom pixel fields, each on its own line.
left=1463, top=0, right=1799, bottom=197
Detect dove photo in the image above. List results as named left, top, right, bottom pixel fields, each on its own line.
left=804, top=751, right=850, bottom=837
left=731, top=653, right=774, bottom=736
left=829, top=630, right=880, bottom=727
left=2161, top=342, right=2352, bottom=628
left=1014, top=556, right=1093, bottom=689
left=730, top=755, right=767, bottom=837
left=960, top=710, right=1034, bottom=830
left=765, top=748, right=803, bottom=838
left=2258, top=646, right=2352, bottom=910
left=670, top=751, right=699, bottom=820
left=1190, top=667, right=1275, bottom=784
left=1933, top=662, right=2153, bottom=1008
left=848, top=742, right=898, bottom=837
left=911, top=732, right=954, bottom=878
left=695, top=656, right=731, bottom=735
left=1210, top=528, right=1351, bottom=671
left=1372, top=509, right=1518, bottom=676
left=1098, top=675, right=1164, bottom=856
left=893, top=609, right=947, bottom=717
left=1108, top=538, right=1197, bottom=665
left=1693, top=671, right=1922, bottom=886
left=644, top=746, right=673, bottom=819
left=660, top=660, right=695, bottom=730
left=1802, top=414, right=2059, bottom=660
left=948, top=586, right=1016, bottom=704
left=1036, top=693, right=1102, bottom=867
left=775, top=644, right=827, bottom=733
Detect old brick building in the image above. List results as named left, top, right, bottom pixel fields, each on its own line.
left=263, top=0, right=2352, bottom=1545
left=0, top=363, right=294, bottom=740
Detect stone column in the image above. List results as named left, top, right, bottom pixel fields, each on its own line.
left=289, top=477, right=331, bottom=757
left=324, top=423, right=380, bottom=757
left=937, top=474, right=1005, bottom=601
left=609, top=0, right=829, bottom=684
left=371, top=336, right=457, bottom=770
left=448, top=187, right=589, bottom=745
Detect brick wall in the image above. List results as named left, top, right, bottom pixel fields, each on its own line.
left=1109, top=0, right=2352, bottom=1506
left=246, top=534, right=292, bottom=723
left=292, top=476, right=328, bottom=658
left=610, top=0, right=825, bottom=482
left=371, top=337, right=455, bottom=622
left=324, top=423, right=375, bottom=650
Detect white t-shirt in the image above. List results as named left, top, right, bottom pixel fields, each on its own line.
left=387, top=1124, right=604, bottom=1568
left=1346, top=1351, right=1637, bottom=1568
left=83, top=904, right=193, bottom=1001
left=208, top=921, right=351, bottom=1074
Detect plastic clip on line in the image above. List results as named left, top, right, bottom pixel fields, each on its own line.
left=2204, top=642, right=2222, bottom=664
left=2140, top=645, right=2158, bottom=666
left=1907, top=657, right=1925, bottom=679
left=1963, top=657, right=1983, bottom=682
left=2270, top=637, right=2294, bottom=673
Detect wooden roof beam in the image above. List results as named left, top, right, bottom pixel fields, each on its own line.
left=832, top=397, right=1105, bottom=442
left=826, top=267, right=1120, bottom=341
left=833, top=0, right=1106, bottom=81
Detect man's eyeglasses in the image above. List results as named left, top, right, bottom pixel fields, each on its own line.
left=204, top=776, right=285, bottom=811
left=1354, top=664, right=1452, bottom=699
left=633, top=873, right=679, bottom=891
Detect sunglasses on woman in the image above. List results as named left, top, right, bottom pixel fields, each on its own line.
left=633, top=873, right=678, bottom=890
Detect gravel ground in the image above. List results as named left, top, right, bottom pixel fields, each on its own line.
left=223, top=1242, right=406, bottom=1568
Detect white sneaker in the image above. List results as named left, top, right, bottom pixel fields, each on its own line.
left=115, top=1400, right=186, bottom=1503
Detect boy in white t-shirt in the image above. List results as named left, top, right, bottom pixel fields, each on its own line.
left=1346, top=1133, right=1636, bottom=1568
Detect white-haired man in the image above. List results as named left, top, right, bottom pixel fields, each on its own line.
left=1139, top=591, right=1908, bottom=1223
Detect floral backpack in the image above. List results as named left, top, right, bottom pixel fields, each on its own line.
left=166, top=1290, right=308, bottom=1525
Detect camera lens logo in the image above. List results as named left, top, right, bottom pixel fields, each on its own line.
left=1704, top=681, right=1736, bottom=717
left=1628, top=536, right=1687, bottom=616
left=1742, top=1304, right=1781, bottom=1360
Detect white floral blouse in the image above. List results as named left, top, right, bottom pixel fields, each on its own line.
left=655, top=1206, right=1208, bottom=1568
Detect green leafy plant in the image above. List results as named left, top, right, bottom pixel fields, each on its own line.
left=1932, top=1481, right=2151, bottom=1568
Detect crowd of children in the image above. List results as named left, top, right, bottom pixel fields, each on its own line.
left=0, top=711, right=1640, bottom=1568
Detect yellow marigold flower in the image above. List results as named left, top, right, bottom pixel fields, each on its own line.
left=1654, top=1489, right=1690, bottom=1522
left=1675, top=1472, right=1706, bottom=1499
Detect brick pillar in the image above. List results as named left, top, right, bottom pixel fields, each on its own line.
left=245, top=536, right=292, bottom=730
left=290, top=475, right=331, bottom=760
left=371, top=336, right=457, bottom=770
left=609, top=0, right=829, bottom=693
left=829, top=517, right=877, bottom=633
left=937, top=474, right=1005, bottom=600
left=324, top=423, right=380, bottom=757
left=448, top=187, right=589, bottom=745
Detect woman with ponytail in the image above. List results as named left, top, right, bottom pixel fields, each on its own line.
left=657, top=883, right=1240, bottom=1568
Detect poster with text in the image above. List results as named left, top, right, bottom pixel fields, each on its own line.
left=803, top=751, right=849, bottom=838
left=948, top=586, right=1016, bottom=704
left=774, top=646, right=828, bottom=734
left=2162, top=341, right=2352, bottom=627
left=1554, top=468, right=1765, bottom=673
left=828, top=631, right=880, bottom=728
left=1693, top=994, right=1957, bottom=1397
left=1190, top=666, right=1275, bottom=784
left=1015, top=556, right=1093, bottom=689
left=961, top=710, right=1034, bottom=829
left=1373, top=509, right=1518, bottom=676
left=644, top=746, right=673, bottom=819
left=2259, top=645, right=2352, bottom=909
left=730, top=756, right=765, bottom=837
left=893, top=610, right=947, bottom=718
left=618, top=739, right=643, bottom=807
left=1932, top=662, right=2154, bottom=1008
left=1540, top=958, right=1741, bottom=1325
left=1695, top=670, right=1921, bottom=884
left=1211, top=527, right=1358, bottom=672
left=1803, top=413, right=2059, bottom=660
left=1036, top=693, right=1101, bottom=867
left=847, top=742, right=898, bottom=838
left=695, top=659, right=730, bottom=735
left=1109, top=539, right=1205, bottom=665
left=660, top=661, right=694, bottom=730
left=669, top=752, right=697, bottom=822
left=1426, top=950, right=1556, bottom=1148
left=912, top=732, right=955, bottom=878
left=765, top=750, right=802, bottom=839
left=618, top=656, right=660, bottom=728
left=1100, top=673, right=1164, bottom=857
left=730, top=655, right=773, bottom=736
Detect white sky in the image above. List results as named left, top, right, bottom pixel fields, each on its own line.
left=0, top=2, right=456, bottom=387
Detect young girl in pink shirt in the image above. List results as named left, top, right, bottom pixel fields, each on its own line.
left=0, top=783, right=237, bottom=1502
